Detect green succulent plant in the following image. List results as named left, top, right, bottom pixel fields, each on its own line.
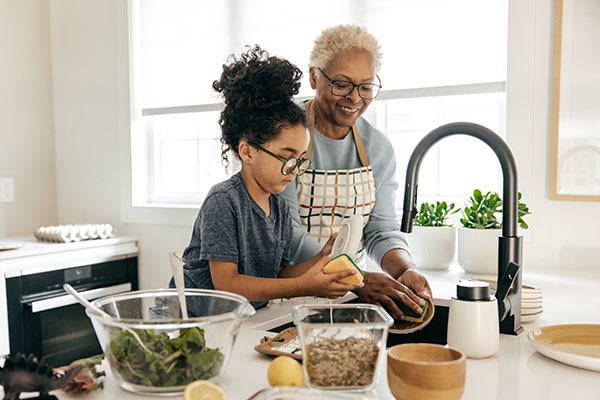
left=414, top=201, right=459, bottom=227
left=459, top=189, right=531, bottom=229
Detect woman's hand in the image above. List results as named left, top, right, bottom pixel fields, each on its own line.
left=353, top=271, right=429, bottom=319
left=299, top=254, right=363, bottom=298
left=320, top=232, right=338, bottom=258
left=397, top=268, right=432, bottom=302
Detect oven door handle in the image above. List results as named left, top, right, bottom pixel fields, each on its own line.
left=30, top=283, right=132, bottom=313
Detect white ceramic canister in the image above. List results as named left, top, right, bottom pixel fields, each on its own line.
left=447, top=280, right=499, bottom=358
left=410, top=226, right=457, bottom=270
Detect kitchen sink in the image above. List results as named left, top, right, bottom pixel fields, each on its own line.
left=265, top=298, right=449, bottom=347
left=386, top=305, right=448, bottom=347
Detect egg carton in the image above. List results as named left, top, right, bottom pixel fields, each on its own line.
left=34, top=224, right=117, bottom=243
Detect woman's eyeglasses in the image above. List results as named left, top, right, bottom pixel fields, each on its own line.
left=253, top=144, right=311, bottom=176
left=318, top=68, right=382, bottom=99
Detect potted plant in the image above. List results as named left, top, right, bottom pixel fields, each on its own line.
left=409, top=201, right=459, bottom=270
left=457, top=189, right=530, bottom=275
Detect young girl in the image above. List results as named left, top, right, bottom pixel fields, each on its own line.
left=179, top=46, right=363, bottom=308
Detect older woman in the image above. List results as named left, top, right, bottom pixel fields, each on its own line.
left=281, top=25, right=432, bottom=318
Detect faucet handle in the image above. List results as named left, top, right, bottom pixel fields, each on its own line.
left=495, top=262, right=520, bottom=320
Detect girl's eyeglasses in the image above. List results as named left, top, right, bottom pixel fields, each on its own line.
left=253, top=144, right=311, bottom=176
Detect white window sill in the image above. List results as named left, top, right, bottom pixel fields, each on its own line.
left=120, top=202, right=199, bottom=226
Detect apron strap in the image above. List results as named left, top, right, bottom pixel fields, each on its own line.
left=305, top=99, right=371, bottom=167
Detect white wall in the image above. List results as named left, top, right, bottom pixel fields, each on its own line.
left=0, top=0, right=57, bottom=236
left=3, top=0, right=598, bottom=290
left=507, top=0, right=600, bottom=272
left=49, top=0, right=122, bottom=225
left=48, top=0, right=191, bottom=289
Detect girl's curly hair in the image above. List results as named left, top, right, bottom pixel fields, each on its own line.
left=213, top=45, right=307, bottom=168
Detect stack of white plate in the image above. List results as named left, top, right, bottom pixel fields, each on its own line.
left=475, top=279, right=543, bottom=323
left=521, top=283, right=543, bottom=322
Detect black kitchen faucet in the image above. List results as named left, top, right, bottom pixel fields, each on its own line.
left=400, top=122, right=523, bottom=335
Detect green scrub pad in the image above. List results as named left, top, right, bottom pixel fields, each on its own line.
left=393, top=298, right=429, bottom=322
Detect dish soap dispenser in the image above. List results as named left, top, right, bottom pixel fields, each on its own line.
left=447, top=280, right=499, bottom=358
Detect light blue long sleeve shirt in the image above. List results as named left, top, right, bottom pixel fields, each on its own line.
left=280, top=103, right=410, bottom=267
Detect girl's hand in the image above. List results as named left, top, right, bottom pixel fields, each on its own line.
left=320, top=232, right=338, bottom=258
left=299, top=254, right=364, bottom=298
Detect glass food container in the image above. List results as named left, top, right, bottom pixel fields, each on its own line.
left=250, top=386, right=378, bottom=399
left=87, top=288, right=254, bottom=395
left=291, top=304, right=393, bottom=392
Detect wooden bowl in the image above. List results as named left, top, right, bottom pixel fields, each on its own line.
left=387, top=343, right=466, bottom=400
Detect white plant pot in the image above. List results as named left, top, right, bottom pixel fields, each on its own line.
left=457, top=227, right=501, bottom=275
left=409, top=226, right=457, bottom=270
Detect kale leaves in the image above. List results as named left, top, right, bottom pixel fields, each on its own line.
left=108, top=327, right=224, bottom=387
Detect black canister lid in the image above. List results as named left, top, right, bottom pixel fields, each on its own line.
left=456, top=280, right=492, bottom=301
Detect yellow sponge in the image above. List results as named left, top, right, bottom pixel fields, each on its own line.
left=322, top=254, right=364, bottom=285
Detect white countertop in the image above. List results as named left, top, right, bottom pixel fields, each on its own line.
left=0, top=236, right=138, bottom=277
left=3, top=266, right=600, bottom=400
left=0, top=236, right=137, bottom=260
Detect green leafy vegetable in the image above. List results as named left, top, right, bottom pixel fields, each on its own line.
left=108, top=327, right=224, bottom=387
left=414, top=201, right=459, bottom=227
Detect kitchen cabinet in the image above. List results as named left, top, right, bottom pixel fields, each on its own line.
left=0, top=236, right=138, bottom=365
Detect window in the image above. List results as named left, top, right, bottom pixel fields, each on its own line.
left=130, top=0, right=507, bottom=210
left=369, top=89, right=506, bottom=209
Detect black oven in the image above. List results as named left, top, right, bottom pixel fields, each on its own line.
left=6, top=256, right=137, bottom=367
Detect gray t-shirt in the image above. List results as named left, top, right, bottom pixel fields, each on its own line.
left=181, top=172, right=293, bottom=309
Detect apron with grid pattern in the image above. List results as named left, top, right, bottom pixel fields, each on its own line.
left=296, top=101, right=376, bottom=260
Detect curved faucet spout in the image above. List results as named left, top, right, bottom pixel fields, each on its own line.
left=401, top=122, right=518, bottom=238
left=401, top=122, right=523, bottom=335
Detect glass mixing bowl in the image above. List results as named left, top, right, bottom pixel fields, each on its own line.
left=87, top=288, right=254, bottom=395
left=291, top=304, right=393, bottom=392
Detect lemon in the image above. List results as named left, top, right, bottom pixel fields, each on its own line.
left=267, top=355, right=305, bottom=387
left=183, top=380, right=226, bottom=400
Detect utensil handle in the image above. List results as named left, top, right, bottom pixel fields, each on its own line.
left=63, top=283, right=112, bottom=319
left=33, top=283, right=131, bottom=313
left=64, top=283, right=154, bottom=354
left=169, top=251, right=189, bottom=319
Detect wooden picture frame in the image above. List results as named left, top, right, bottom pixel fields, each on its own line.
left=550, top=0, right=600, bottom=201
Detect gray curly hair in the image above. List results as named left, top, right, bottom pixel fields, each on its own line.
left=309, top=25, right=382, bottom=72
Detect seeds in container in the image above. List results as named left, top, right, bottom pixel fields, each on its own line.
left=305, top=337, right=379, bottom=387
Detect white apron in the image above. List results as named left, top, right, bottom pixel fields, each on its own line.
left=296, top=101, right=376, bottom=261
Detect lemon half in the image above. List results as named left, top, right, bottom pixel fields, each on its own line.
left=267, top=355, right=305, bottom=387
left=183, top=380, right=227, bottom=400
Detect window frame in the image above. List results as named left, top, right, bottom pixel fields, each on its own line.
left=133, top=82, right=506, bottom=207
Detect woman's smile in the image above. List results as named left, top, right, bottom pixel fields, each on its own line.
left=339, top=104, right=361, bottom=115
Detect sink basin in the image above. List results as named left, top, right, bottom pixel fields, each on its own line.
left=265, top=299, right=449, bottom=347
left=386, top=305, right=448, bottom=346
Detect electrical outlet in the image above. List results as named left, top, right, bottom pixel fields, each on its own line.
left=0, top=178, right=14, bottom=202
